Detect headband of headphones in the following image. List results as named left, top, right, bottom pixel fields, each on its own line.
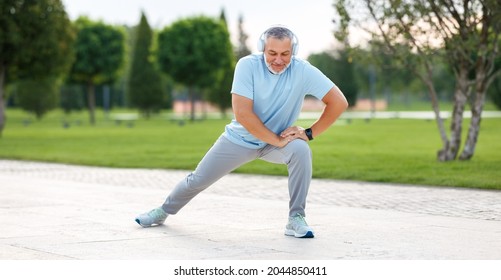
left=257, top=26, right=299, bottom=55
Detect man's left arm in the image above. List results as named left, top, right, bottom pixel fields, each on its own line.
left=280, top=85, right=348, bottom=141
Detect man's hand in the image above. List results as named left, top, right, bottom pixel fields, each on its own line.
left=280, top=126, right=308, bottom=142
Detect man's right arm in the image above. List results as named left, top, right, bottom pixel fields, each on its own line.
left=232, top=93, right=292, bottom=148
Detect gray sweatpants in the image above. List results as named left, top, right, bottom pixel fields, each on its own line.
left=161, top=135, right=312, bottom=217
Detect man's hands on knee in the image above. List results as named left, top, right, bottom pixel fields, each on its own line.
left=278, top=126, right=308, bottom=147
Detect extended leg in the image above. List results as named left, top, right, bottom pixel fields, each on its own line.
left=161, top=136, right=257, bottom=214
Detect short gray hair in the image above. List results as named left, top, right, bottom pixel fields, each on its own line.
left=263, top=26, right=295, bottom=41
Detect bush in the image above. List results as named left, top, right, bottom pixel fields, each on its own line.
left=16, top=77, right=60, bottom=119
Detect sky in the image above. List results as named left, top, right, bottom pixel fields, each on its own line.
left=62, top=0, right=341, bottom=59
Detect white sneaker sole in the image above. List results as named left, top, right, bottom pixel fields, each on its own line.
left=285, top=229, right=315, bottom=238
left=135, top=218, right=166, bottom=228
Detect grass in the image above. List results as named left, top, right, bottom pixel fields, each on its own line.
left=1, top=108, right=500, bottom=190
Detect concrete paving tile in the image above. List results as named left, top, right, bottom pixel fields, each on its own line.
left=1, top=160, right=500, bottom=260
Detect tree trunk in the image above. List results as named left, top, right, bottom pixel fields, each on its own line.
left=87, top=81, right=96, bottom=125
left=417, top=64, right=449, bottom=161
left=444, top=93, right=466, bottom=160
left=189, top=86, right=195, bottom=122
left=0, top=64, right=5, bottom=137
left=459, top=67, right=488, bottom=160
left=460, top=100, right=483, bottom=160
left=443, top=68, right=469, bottom=161
left=219, top=102, right=227, bottom=119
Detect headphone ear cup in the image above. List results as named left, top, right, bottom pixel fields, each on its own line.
left=291, top=34, right=299, bottom=55
left=257, top=33, right=265, bottom=52
left=257, top=39, right=263, bottom=52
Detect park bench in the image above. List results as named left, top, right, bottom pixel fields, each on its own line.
left=110, top=113, right=138, bottom=127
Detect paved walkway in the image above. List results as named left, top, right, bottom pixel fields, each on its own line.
left=1, top=159, right=500, bottom=260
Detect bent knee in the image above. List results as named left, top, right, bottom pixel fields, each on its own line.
left=287, top=139, right=312, bottom=159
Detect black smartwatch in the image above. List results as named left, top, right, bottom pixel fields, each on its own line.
left=305, top=128, right=314, bottom=141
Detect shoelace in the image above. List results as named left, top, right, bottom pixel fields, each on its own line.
left=149, top=208, right=164, bottom=218
left=292, top=214, right=308, bottom=227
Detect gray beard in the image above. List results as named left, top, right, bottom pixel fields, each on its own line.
left=266, top=63, right=289, bottom=75
left=264, top=54, right=290, bottom=75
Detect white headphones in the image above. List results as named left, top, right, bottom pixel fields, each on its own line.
left=257, top=26, right=299, bottom=55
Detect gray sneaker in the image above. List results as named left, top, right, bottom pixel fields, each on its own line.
left=135, top=207, right=168, bottom=227
left=284, top=213, right=314, bottom=238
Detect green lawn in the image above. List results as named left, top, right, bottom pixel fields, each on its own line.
left=1, top=108, right=500, bottom=190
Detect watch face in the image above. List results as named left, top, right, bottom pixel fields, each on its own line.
left=306, top=128, right=313, bottom=140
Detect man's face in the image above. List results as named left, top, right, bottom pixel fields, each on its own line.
left=264, top=37, right=293, bottom=74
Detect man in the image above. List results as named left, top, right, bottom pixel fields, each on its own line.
left=135, top=26, right=348, bottom=238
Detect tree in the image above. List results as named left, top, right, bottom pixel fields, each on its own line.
left=70, top=17, right=125, bottom=125
left=309, top=51, right=358, bottom=107
left=60, top=84, right=85, bottom=114
left=0, top=0, right=75, bottom=134
left=16, top=77, right=60, bottom=119
left=489, top=80, right=501, bottom=109
left=205, top=9, right=235, bottom=118
left=127, top=12, right=164, bottom=117
left=364, top=41, right=432, bottom=106
left=334, top=0, right=501, bottom=161
left=235, top=14, right=251, bottom=60
left=489, top=46, right=501, bottom=109
left=157, top=16, right=234, bottom=121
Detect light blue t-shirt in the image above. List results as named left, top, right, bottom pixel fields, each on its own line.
left=223, top=53, right=335, bottom=149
